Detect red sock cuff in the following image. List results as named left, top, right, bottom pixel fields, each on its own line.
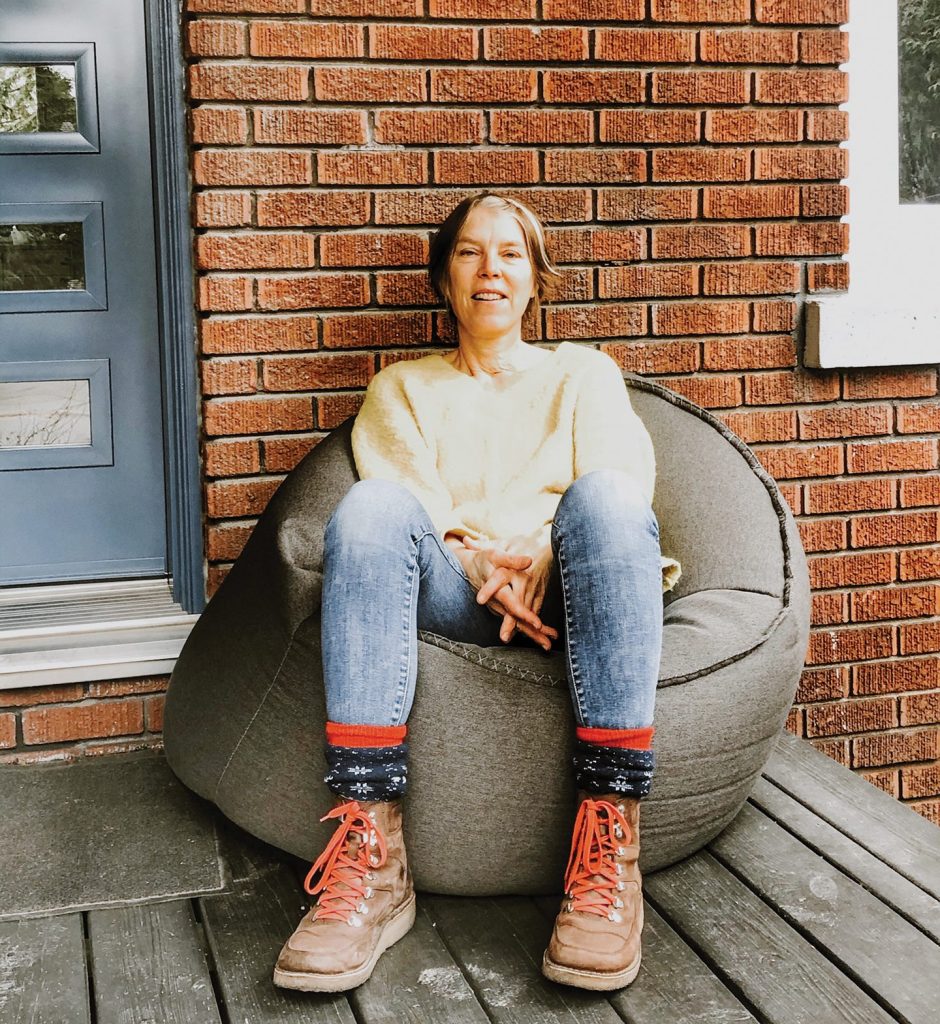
left=576, top=725, right=655, bottom=750
left=325, top=721, right=408, bottom=748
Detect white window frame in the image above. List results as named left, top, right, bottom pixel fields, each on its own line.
left=805, top=0, right=940, bottom=368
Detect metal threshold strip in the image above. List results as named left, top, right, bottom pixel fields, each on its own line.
left=0, top=579, right=200, bottom=688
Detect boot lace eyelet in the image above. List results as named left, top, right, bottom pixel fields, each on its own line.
left=608, top=910, right=623, bottom=922
left=348, top=914, right=363, bottom=928
left=365, top=887, right=374, bottom=898
left=357, top=902, right=369, bottom=915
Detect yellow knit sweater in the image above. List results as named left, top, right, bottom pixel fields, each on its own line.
left=351, top=341, right=682, bottom=593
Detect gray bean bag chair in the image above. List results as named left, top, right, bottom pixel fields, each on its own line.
left=163, top=371, right=811, bottom=895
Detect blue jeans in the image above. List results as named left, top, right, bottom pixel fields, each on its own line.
left=321, top=468, right=664, bottom=732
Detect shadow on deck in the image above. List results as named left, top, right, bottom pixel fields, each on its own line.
left=1, top=731, right=938, bottom=1024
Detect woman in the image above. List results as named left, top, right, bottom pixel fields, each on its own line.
left=273, top=192, right=682, bottom=994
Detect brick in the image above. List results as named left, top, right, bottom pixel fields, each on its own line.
left=702, top=334, right=796, bottom=371
left=843, top=369, right=938, bottom=400
left=900, top=620, right=940, bottom=656
left=755, top=0, right=849, bottom=25
left=852, top=728, right=939, bottom=769
left=900, top=692, right=940, bottom=728
left=188, top=63, right=308, bottom=102
left=545, top=304, right=645, bottom=341
left=249, top=21, right=363, bottom=58
left=900, top=762, right=940, bottom=799
left=195, top=191, right=252, bottom=228
left=653, top=301, right=749, bottom=336
left=190, top=105, right=248, bottom=144
left=483, top=26, right=588, bottom=62
left=706, top=109, right=801, bottom=143
left=375, top=109, right=484, bottom=145
left=851, top=510, right=940, bottom=550
left=909, top=799, right=940, bottom=825
left=322, top=312, right=432, bottom=349
left=753, top=298, right=799, bottom=331
left=310, top=0, right=420, bottom=11
left=900, top=546, right=940, bottom=584
left=653, top=148, right=750, bottom=182
left=851, top=585, right=939, bottom=623
left=800, top=28, right=849, bottom=64
left=757, top=443, right=842, bottom=479
left=598, top=186, right=697, bottom=222
left=204, top=395, right=313, bottom=436
left=796, top=666, right=848, bottom=703
left=145, top=696, right=165, bottom=732
left=374, top=187, right=589, bottom=225
left=809, top=737, right=849, bottom=767
left=491, top=110, right=592, bottom=145
left=430, top=68, right=537, bottom=104
left=261, top=352, right=373, bottom=391
left=319, top=151, right=426, bottom=186
left=806, top=623, right=894, bottom=665
left=206, top=477, right=283, bottom=518
left=847, top=440, right=937, bottom=475
left=194, top=149, right=311, bottom=186
left=431, top=0, right=534, bottom=15
left=703, top=261, right=800, bottom=296
left=375, top=271, right=438, bottom=306
left=315, top=66, right=426, bottom=103
left=204, top=438, right=262, bottom=477
left=370, top=24, right=477, bottom=61
left=256, top=274, right=369, bottom=311
left=320, top=231, right=427, bottom=268
left=595, top=28, right=695, bottom=63
left=254, top=108, right=366, bottom=145
left=652, top=70, right=749, bottom=105
left=187, top=18, right=246, bottom=57
left=0, top=683, right=84, bottom=708
left=199, top=276, right=253, bottom=313
left=660, top=374, right=742, bottom=409
left=807, top=261, right=849, bottom=291
left=544, top=0, right=643, bottom=18
left=434, top=150, right=538, bottom=185
left=854, top=657, right=939, bottom=696
left=744, top=369, right=840, bottom=405
left=263, top=434, right=324, bottom=473
left=543, top=70, right=643, bottom=104
left=806, top=109, right=849, bottom=141
left=900, top=475, right=940, bottom=509
left=798, top=404, right=892, bottom=440
left=861, top=768, right=900, bottom=798
left=652, top=0, right=749, bottom=19
left=806, top=697, right=897, bottom=737
left=317, top=392, right=365, bottom=428
left=785, top=706, right=803, bottom=736
left=547, top=227, right=644, bottom=263
left=802, top=183, right=848, bottom=217
left=755, top=222, right=847, bottom=256
left=796, top=515, right=846, bottom=553
left=545, top=149, right=644, bottom=183
left=22, top=701, right=144, bottom=745
left=811, top=590, right=847, bottom=626
left=703, top=184, right=800, bottom=219
left=700, top=28, right=796, bottom=64
left=805, top=479, right=896, bottom=516
left=602, top=340, right=698, bottom=375
left=808, top=551, right=895, bottom=590
left=598, top=264, right=697, bottom=300
left=188, top=0, right=304, bottom=10
left=195, top=318, right=287, bottom=366
left=87, top=677, right=169, bottom=698
left=197, top=232, right=315, bottom=270
left=897, top=401, right=940, bottom=433
left=652, top=224, right=750, bottom=260
left=0, top=714, right=15, bottom=748
left=202, top=356, right=257, bottom=395
left=257, top=190, right=370, bottom=228
left=755, top=147, right=847, bottom=181
left=754, top=69, right=848, bottom=104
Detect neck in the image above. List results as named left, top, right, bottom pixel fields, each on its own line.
left=450, top=328, right=534, bottom=377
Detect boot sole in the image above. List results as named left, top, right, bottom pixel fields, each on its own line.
left=541, top=947, right=642, bottom=991
left=272, top=892, right=417, bottom=993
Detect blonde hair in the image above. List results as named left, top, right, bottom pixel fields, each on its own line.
left=428, top=192, right=563, bottom=323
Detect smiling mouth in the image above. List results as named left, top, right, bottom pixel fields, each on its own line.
left=472, top=293, right=507, bottom=301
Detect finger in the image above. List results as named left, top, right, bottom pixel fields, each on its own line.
left=488, top=550, right=532, bottom=569
left=477, top=568, right=511, bottom=606
left=497, top=583, right=542, bottom=629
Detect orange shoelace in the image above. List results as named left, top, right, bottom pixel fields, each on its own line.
left=563, top=798, right=633, bottom=918
left=303, top=800, right=388, bottom=923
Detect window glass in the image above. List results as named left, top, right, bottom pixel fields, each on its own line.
left=0, top=64, right=78, bottom=134
left=898, top=0, right=940, bottom=203
left=0, top=379, right=91, bottom=448
left=0, top=222, right=85, bottom=292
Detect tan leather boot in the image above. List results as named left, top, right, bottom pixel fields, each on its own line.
left=273, top=796, right=416, bottom=992
left=542, top=791, right=643, bottom=990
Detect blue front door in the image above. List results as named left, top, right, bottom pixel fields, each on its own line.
left=1, top=0, right=169, bottom=585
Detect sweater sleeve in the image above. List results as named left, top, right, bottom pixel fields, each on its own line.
left=350, top=367, right=467, bottom=541
left=572, top=353, right=683, bottom=593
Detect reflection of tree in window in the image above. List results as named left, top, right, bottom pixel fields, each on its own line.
left=899, top=0, right=940, bottom=203
left=0, top=222, right=85, bottom=292
left=0, top=379, right=91, bottom=449
left=0, top=63, right=76, bottom=133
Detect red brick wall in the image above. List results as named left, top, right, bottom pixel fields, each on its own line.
left=5, top=1, right=938, bottom=826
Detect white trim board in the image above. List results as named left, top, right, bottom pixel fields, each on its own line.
left=805, top=0, right=940, bottom=369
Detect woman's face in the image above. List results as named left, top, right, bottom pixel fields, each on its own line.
left=446, top=205, right=536, bottom=337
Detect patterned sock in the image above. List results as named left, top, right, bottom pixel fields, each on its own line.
left=323, top=721, right=409, bottom=802
left=572, top=725, right=656, bottom=799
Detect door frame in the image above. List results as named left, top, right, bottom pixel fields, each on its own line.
left=146, top=0, right=203, bottom=614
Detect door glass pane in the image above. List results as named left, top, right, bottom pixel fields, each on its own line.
left=898, top=0, right=940, bottom=203
left=0, top=221, right=85, bottom=292
left=0, top=379, right=92, bottom=448
left=0, top=64, right=78, bottom=133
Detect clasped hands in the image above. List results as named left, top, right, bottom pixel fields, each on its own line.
left=450, top=534, right=559, bottom=651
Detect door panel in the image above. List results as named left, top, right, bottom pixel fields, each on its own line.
left=1, top=0, right=169, bottom=585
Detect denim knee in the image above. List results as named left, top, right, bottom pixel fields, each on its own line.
left=325, top=478, right=423, bottom=546
left=553, top=469, right=659, bottom=542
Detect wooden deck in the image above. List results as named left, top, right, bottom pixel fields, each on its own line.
left=2, top=731, right=938, bottom=1024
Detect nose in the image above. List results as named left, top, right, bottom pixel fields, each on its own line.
left=478, top=247, right=500, bottom=276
